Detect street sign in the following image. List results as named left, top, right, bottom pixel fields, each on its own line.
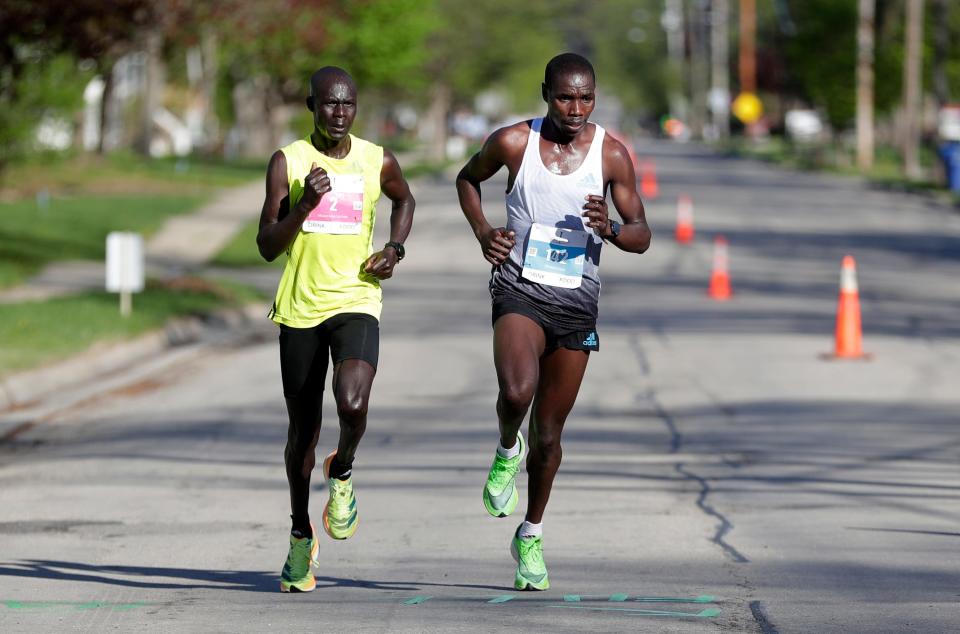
left=732, top=91, right=763, bottom=125
left=106, top=231, right=144, bottom=316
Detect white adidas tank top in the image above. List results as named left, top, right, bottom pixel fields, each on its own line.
left=490, top=117, right=606, bottom=328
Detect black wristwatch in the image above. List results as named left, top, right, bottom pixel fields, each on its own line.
left=602, top=220, right=621, bottom=240
left=385, top=241, right=405, bottom=261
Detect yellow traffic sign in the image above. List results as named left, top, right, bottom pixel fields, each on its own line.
left=732, top=92, right=763, bottom=124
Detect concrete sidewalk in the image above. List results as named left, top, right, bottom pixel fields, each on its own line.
left=0, top=180, right=263, bottom=304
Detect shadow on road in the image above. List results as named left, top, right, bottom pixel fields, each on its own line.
left=0, top=560, right=510, bottom=594
left=0, top=560, right=276, bottom=592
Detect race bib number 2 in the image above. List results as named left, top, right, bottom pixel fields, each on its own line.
left=521, top=223, right=588, bottom=289
left=303, top=174, right=365, bottom=234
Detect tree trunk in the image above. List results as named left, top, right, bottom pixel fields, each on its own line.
left=97, top=66, right=115, bottom=155
left=201, top=29, right=220, bottom=152
left=137, top=29, right=164, bottom=156
left=902, top=0, right=924, bottom=180
left=856, top=0, right=875, bottom=171
left=425, top=83, right=451, bottom=164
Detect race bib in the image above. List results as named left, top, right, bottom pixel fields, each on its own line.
left=303, top=174, right=365, bottom=234
left=521, top=222, right=588, bottom=289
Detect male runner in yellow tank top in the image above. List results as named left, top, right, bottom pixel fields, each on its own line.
left=257, top=66, right=415, bottom=593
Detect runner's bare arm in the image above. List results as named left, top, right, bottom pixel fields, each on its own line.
left=363, top=150, right=415, bottom=279
left=456, top=126, right=526, bottom=265
left=256, top=151, right=330, bottom=261
left=592, top=136, right=651, bottom=254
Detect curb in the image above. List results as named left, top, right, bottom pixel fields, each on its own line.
left=0, top=302, right=271, bottom=416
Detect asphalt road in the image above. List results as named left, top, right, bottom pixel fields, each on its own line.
left=1, top=140, right=958, bottom=633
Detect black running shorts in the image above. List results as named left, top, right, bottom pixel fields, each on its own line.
left=278, top=313, right=379, bottom=399
left=492, top=295, right=599, bottom=353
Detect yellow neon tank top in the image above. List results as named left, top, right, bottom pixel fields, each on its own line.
left=269, top=134, right=384, bottom=328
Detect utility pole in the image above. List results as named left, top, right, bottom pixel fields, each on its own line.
left=932, top=0, right=949, bottom=107
left=856, top=0, right=875, bottom=171
left=688, top=1, right=710, bottom=139
left=739, top=0, right=756, bottom=94
left=902, top=0, right=925, bottom=180
left=731, top=0, right=764, bottom=131
left=711, top=0, right=730, bottom=138
left=663, top=0, right=688, bottom=123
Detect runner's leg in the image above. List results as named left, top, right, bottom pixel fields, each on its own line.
left=280, top=326, right=330, bottom=531
left=525, top=347, right=590, bottom=523
left=327, top=314, right=379, bottom=468
left=493, top=313, right=546, bottom=448
left=322, top=316, right=377, bottom=540
left=331, top=359, right=376, bottom=464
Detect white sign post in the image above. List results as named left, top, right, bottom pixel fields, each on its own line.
left=106, top=232, right=144, bottom=317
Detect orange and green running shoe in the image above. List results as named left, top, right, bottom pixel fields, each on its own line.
left=510, top=525, right=549, bottom=591
left=482, top=432, right=525, bottom=517
left=322, top=451, right=358, bottom=540
left=280, top=523, right=319, bottom=593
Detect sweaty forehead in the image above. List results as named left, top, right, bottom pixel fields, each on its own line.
left=549, top=72, right=595, bottom=93
left=311, top=74, right=356, bottom=100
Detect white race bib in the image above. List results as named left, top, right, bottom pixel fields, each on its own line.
left=303, top=174, right=365, bottom=234
left=521, top=223, right=588, bottom=289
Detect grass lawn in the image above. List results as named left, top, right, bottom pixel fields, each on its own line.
left=212, top=218, right=282, bottom=268
left=0, top=151, right=265, bottom=198
left=0, top=194, right=204, bottom=288
left=0, top=276, right=267, bottom=376
left=0, top=153, right=265, bottom=289
left=723, top=138, right=944, bottom=191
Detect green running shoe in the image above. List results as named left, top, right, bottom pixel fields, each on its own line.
left=510, top=525, right=549, bottom=591
left=280, top=523, right=319, bottom=593
left=483, top=432, right=525, bottom=517
left=322, top=451, right=358, bottom=540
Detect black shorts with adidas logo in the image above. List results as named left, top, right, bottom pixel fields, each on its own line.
left=491, top=293, right=599, bottom=353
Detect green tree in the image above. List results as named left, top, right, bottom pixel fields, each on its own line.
left=327, top=0, right=439, bottom=94
left=782, top=0, right=902, bottom=129
left=579, top=0, right=674, bottom=121
left=0, top=0, right=155, bottom=166
left=431, top=0, right=565, bottom=112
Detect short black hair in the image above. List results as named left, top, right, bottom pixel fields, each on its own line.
left=544, top=53, right=595, bottom=89
left=309, top=66, right=355, bottom=97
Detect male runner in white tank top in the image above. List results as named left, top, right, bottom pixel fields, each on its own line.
left=456, top=53, right=651, bottom=590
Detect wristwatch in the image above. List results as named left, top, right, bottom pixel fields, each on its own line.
left=602, top=220, right=621, bottom=240
left=385, top=241, right=405, bottom=261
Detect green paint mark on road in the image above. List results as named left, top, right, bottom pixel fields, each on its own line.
left=402, top=596, right=432, bottom=605
left=633, top=594, right=716, bottom=604
left=5, top=601, right=55, bottom=609
left=608, top=593, right=629, bottom=602
left=3, top=600, right=148, bottom=611
left=563, top=594, right=581, bottom=602
left=487, top=595, right=516, bottom=604
left=549, top=604, right=721, bottom=618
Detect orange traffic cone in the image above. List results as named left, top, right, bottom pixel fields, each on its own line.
left=640, top=160, right=659, bottom=200
left=675, top=194, right=695, bottom=244
left=833, top=255, right=865, bottom=358
left=708, top=235, right=732, bottom=300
